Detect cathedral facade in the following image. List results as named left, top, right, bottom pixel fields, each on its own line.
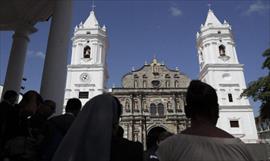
left=111, top=58, right=190, bottom=147
left=65, top=8, right=258, bottom=144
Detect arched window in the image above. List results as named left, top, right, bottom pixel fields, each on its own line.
left=165, top=74, right=170, bottom=78
left=219, top=45, right=226, bottom=56
left=150, top=103, right=156, bottom=116
left=174, top=74, right=179, bottom=78
left=228, top=93, right=233, bottom=102
left=175, top=80, right=179, bottom=87
left=158, top=103, right=164, bottom=116
left=83, top=46, right=91, bottom=58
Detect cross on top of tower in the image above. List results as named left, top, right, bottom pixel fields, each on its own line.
left=91, top=0, right=96, bottom=11
left=208, top=3, right=211, bottom=10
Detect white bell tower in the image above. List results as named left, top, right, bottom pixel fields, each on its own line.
left=65, top=9, right=108, bottom=106
left=196, top=9, right=258, bottom=143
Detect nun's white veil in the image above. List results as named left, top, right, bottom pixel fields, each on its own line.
left=52, top=94, right=120, bottom=161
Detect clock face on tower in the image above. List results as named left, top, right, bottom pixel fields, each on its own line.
left=80, top=73, right=90, bottom=82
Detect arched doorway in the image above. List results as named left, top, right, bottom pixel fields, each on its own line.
left=146, top=126, right=167, bottom=149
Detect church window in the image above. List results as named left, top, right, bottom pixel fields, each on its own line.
left=134, top=74, right=139, bottom=79
left=79, top=91, right=89, bottom=99
left=83, top=46, right=91, bottom=58
left=158, top=103, right=164, bottom=116
left=230, top=120, right=239, bottom=128
left=152, top=80, right=160, bottom=88
left=174, top=74, right=179, bottom=78
left=175, top=80, right=179, bottom=87
left=165, top=74, right=170, bottom=78
left=228, top=93, right=233, bottom=102
left=219, top=45, right=226, bottom=56
left=218, top=31, right=221, bottom=34
left=150, top=103, right=157, bottom=116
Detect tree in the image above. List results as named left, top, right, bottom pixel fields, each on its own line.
left=242, top=48, right=270, bottom=119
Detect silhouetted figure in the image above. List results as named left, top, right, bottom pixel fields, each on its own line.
left=116, top=126, right=124, bottom=138
left=145, top=128, right=166, bottom=161
left=145, top=131, right=173, bottom=161
left=41, top=98, right=82, bottom=161
left=3, top=90, right=43, bottom=161
left=51, top=94, right=143, bottom=161
left=0, top=90, right=18, bottom=159
left=157, top=80, right=255, bottom=161
left=111, top=124, right=143, bottom=161
left=43, top=100, right=56, bottom=119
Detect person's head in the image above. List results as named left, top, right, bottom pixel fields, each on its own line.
left=36, top=100, right=56, bottom=119
left=19, top=90, right=43, bottom=116
left=116, top=126, right=124, bottom=138
left=44, top=99, right=56, bottom=117
left=65, top=98, right=82, bottom=116
left=185, top=80, right=219, bottom=125
left=3, top=90, right=18, bottom=105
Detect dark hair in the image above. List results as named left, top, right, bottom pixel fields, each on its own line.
left=44, top=100, right=56, bottom=113
left=116, top=126, right=124, bottom=138
left=66, top=98, right=82, bottom=114
left=185, top=80, right=219, bottom=120
left=3, top=90, right=18, bottom=100
left=23, top=90, right=43, bottom=106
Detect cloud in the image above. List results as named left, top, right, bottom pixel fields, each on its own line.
left=244, top=0, right=270, bottom=15
left=27, top=50, right=45, bottom=59
left=35, top=51, right=45, bottom=59
left=169, top=6, right=182, bottom=17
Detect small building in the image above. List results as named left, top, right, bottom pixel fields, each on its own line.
left=111, top=58, right=190, bottom=147
left=256, top=117, right=270, bottom=143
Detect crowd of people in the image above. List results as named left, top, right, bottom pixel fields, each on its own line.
left=0, top=80, right=255, bottom=161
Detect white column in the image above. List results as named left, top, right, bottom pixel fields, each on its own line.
left=40, top=0, right=72, bottom=114
left=2, top=25, right=36, bottom=97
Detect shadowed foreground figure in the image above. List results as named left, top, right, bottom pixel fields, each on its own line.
left=41, top=98, right=81, bottom=161
left=157, top=80, right=255, bottom=161
left=52, top=94, right=143, bottom=161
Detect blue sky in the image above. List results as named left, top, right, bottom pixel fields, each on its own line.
left=0, top=0, right=269, bottom=115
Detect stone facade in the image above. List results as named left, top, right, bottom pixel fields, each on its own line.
left=111, top=58, right=190, bottom=147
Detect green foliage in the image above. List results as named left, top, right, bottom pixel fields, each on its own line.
left=262, top=48, right=270, bottom=71
left=242, top=48, right=270, bottom=119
